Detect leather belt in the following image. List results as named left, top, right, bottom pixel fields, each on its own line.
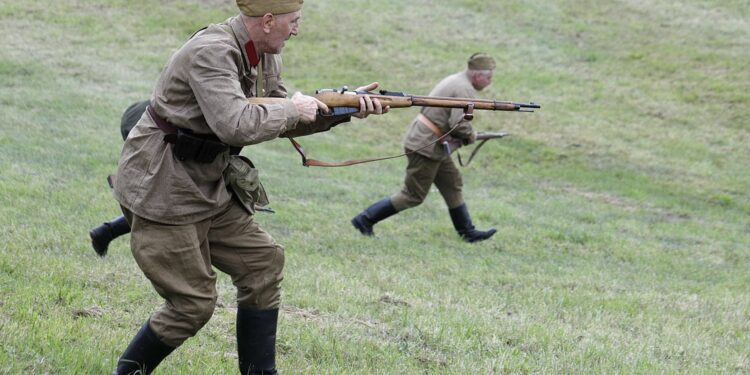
left=147, top=105, right=241, bottom=155
left=147, top=105, right=178, bottom=144
left=417, top=113, right=444, bottom=137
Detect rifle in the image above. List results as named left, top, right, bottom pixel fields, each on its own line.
left=248, top=87, right=540, bottom=120
left=443, top=131, right=510, bottom=167
left=247, top=87, right=540, bottom=167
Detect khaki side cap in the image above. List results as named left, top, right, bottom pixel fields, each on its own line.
left=468, top=52, right=496, bottom=70
left=237, top=0, right=304, bottom=16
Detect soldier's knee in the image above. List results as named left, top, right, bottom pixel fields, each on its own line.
left=269, top=243, right=284, bottom=277
left=183, top=297, right=217, bottom=332
left=237, top=244, right=285, bottom=310
left=260, top=244, right=284, bottom=309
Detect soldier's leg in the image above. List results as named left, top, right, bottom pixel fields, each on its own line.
left=113, top=208, right=218, bottom=374
left=352, top=153, right=439, bottom=236
left=89, top=215, right=131, bottom=257
left=433, top=158, right=496, bottom=243
left=209, top=200, right=284, bottom=375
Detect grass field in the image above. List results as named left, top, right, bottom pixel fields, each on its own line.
left=1, top=0, right=749, bottom=373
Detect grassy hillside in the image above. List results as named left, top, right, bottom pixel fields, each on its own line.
left=1, top=0, right=748, bottom=373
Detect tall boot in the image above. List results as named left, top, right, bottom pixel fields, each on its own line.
left=449, top=204, right=497, bottom=243
left=90, top=215, right=131, bottom=257
left=351, top=198, right=398, bottom=236
left=237, top=308, right=279, bottom=375
left=112, top=320, right=175, bottom=375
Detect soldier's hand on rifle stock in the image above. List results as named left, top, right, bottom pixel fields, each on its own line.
left=353, top=82, right=390, bottom=119
left=292, top=91, right=329, bottom=124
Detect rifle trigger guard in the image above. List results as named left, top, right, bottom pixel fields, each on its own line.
left=463, top=103, right=475, bottom=121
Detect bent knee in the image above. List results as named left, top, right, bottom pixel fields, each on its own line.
left=237, top=244, right=285, bottom=310
left=180, top=297, right=218, bottom=331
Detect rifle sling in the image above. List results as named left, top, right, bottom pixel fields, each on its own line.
left=287, top=120, right=461, bottom=168
left=456, top=138, right=490, bottom=167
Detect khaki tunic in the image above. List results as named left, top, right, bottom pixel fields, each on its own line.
left=403, top=71, right=477, bottom=160
left=114, top=15, right=346, bottom=225
left=391, top=71, right=478, bottom=211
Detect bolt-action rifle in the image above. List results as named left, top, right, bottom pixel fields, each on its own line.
left=248, top=87, right=540, bottom=120
left=247, top=87, right=540, bottom=167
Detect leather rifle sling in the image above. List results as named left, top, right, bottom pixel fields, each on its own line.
left=456, top=138, right=490, bottom=167
left=288, top=114, right=462, bottom=167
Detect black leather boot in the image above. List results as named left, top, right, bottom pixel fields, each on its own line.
left=112, top=320, right=175, bottom=375
left=237, top=308, right=279, bottom=375
left=449, top=204, right=496, bottom=243
left=351, top=198, right=398, bottom=236
left=90, top=215, right=131, bottom=257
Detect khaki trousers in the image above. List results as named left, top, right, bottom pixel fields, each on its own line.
left=390, top=151, right=464, bottom=211
left=122, top=199, right=284, bottom=347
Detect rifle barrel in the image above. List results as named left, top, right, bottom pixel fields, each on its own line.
left=409, top=95, right=538, bottom=112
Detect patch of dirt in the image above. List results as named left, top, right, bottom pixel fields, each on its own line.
left=380, top=293, right=410, bottom=307
left=72, top=305, right=103, bottom=319
left=281, top=305, right=324, bottom=321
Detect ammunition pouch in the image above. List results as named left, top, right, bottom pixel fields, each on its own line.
left=224, top=155, right=269, bottom=215
left=172, top=128, right=228, bottom=163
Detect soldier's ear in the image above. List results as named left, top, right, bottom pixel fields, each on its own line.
left=261, top=13, right=275, bottom=33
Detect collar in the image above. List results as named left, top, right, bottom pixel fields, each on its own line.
left=229, top=15, right=261, bottom=70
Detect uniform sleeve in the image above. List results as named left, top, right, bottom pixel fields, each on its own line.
left=188, top=47, right=301, bottom=147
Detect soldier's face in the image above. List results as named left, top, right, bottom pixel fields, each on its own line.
left=267, top=11, right=301, bottom=53
left=472, top=71, right=493, bottom=91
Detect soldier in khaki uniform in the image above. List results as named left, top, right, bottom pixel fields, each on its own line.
left=110, top=1, right=386, bottom=374
left=352, top=53, right=497, bottom=243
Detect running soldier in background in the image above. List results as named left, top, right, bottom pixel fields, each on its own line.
left=351, top=53, right=498, bottom=243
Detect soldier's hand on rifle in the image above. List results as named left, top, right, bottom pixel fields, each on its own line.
left=353, top=82, right=390, bottom=118
left=291, top=91, right=329, bottom=123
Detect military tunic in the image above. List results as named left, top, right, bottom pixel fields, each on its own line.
left=113, top=15, right=348, bottom=347
left=115, top=15, right=344, bottom=225
left=391, top=71, right=478, bottom=211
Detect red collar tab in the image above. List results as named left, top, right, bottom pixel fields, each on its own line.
left=244, top=40, right=260, bottom=67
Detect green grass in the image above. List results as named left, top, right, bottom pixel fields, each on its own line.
left=1, top=0, right=749, bottom=373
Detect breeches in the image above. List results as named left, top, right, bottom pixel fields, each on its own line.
left=390, top=151, right=464, bottom=211
left=122, top=199, right=284, bottom=347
